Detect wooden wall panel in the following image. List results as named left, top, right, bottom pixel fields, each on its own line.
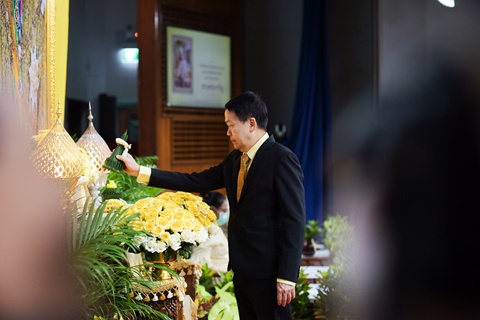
left=138, top=0, right=241, bottom=177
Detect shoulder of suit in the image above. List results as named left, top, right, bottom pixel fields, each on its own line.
left=262, top=140, right=298, bottom=159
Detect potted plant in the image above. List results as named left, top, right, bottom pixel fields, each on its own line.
left=303, top=220, right=322, bottom=256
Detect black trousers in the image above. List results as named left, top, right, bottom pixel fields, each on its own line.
left=233, top=276, right=292, bottom=320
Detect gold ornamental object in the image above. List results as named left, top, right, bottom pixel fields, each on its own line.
left=31, top=103, right=85, bottom=205
left=76, top=102, right=112, bottom=202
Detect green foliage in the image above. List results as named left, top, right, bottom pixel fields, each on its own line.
left=70, top=199, right=170, bottom=320
left=208, top=281, right=239, bottom=320
left=198, top=264, right=220, bottom=296
left=313, top=264, right=356, bottom=320
left=312, top=214, right=356, bottom=320
left=319, top=214, right=354, bottom=265
left=101, top=155, right=163, bottom=203
left=196, top=264, right=237, bottom=319
left=305, top=219, right=322, bottom=240
left=291, top=269, right=315, bottom=320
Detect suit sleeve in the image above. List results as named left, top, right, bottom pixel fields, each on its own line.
left=148, top=163, right=225, bottom=193
left=275, top=152, right=306, bottom=282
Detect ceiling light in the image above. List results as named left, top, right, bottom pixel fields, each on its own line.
left=438, top=0, right=455, bottom=8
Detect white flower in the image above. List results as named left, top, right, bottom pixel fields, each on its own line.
left=208, top=224, right=221, bottom=235
left=195, top=227, right=209, bottom=244
left=156, top=241, right=167, bottom=253
left=181, top=230, right=196, bottom=244
left=145, top=237, right=161, bottom=253
left=168, top=232, right=182, bottom=251
left=133, top=234, right=149, bottom=247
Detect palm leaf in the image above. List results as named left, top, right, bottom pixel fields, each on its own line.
left=70, top=198, right=171, bottom=319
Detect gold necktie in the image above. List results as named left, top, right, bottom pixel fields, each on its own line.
left=237, top=153, right=250, bottom=201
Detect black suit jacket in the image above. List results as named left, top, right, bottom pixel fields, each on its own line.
left=148, top=136, right=305, bottom=282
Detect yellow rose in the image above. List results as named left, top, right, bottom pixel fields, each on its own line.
left=193, top=219, right=203, bottom=232
left=136, top=198, right=153, bottom=210
left=189, top=206, right=200, bottom=216
left=159, top=231, right=171, bottom=242
left=143, top=221, right=155, bottom=232
left=130, top=221, right=143, bottom=231
left=149, top=202, right=162, bottom=212
left=124, top=206, right=138, bottom=217
left=155, top=217, right=170, bottom=229
left=157, top=192, right=174, bottom=201
left=184, top=200, right=197, bottom=210
left=164, top=202, right=178, bottom=212
left=170, top=218, right=183, bottom=232
left=151, top=225, right=163, bottom=237
left=143, top=210, right=157, bottom=221
left=174, top=210, right=185, bottom=220
left=160, top=210, right=173, bottom=220
left=172, top=196, right=185, bottom=206
left=207, top=210, right=217, bottom=222
left=182, top=218, right=194, bottom=231
left=183, top=211, right=195, bottom=220
left=104, top=199, right=128, bottom=213
left=199, top=203, right=210, bottom=215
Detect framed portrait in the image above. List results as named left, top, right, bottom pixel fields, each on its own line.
left=166, top=26, right=231, bottom=109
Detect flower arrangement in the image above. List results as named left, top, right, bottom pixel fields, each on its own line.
left=126, top=191, right=220, bottom=262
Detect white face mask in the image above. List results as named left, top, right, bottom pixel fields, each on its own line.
left=217, top=210, right=230, bottom=226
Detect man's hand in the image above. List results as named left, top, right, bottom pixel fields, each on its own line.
left=277, top=282, right=295, bottom=307
left=116, top=154, right=140, bottom=177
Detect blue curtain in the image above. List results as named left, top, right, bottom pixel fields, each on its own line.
left=287, top=0, right=331, bottom=223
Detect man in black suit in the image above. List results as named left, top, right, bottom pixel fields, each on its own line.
left=117, top=91, right=305, bottom=319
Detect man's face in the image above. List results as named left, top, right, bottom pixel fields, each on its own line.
left=225, top=109, right=251, bottom=152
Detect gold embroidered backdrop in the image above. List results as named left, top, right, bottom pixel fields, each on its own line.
left=0, top=0, right=69, bottom=136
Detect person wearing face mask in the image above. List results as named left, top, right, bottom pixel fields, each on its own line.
left=202, top=191, right=230, bottom=236
left=187, top=191, right=229, bottom=272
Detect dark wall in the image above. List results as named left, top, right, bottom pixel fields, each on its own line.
left=243, top=0, right=303, bottom=141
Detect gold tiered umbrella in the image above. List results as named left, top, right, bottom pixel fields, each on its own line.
left=76, top=102, right=111, bottom=202
left=31, top=104, right=85, bottom=207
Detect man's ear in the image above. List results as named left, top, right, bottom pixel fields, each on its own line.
left=249, top=118, right=256, bottom=131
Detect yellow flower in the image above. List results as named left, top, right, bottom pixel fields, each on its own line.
left=182, top=218, right=194, bottom=231
left=106, top=180, right=117, bottom=189
left=135, top=198, right=152, bottom=209
left=160, top=210, right=174, bottom=220
left=164, top=202, right=178, bottom=212
left=170, top=218, right=183, bottom=232
left=151, top=225, right=163, bottom=237
left=143, top=221, right=155, bottom=232
left=124, top=206, right=138, bottom=216
left=173, top=210, right=184, bottom=220
left=155, top=217, right=170, bottom=229
left=193, top=219, right=203, bottom=232
left=189, top=206, right=200, bottom=216
left=207, top=210, right=217, bottom=222
left=159, top=231, right=171, bottom=242
left=199, top=202, right=210, bottom=215
left=104, top=199, right=128, bottom=213
left=143, top=210, right=157, bottom=221
left=130, top=220, right=143, bottom=231
left=172, top=196, right=185, bottom=206
left=184, top=211, right=195, bottom=220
